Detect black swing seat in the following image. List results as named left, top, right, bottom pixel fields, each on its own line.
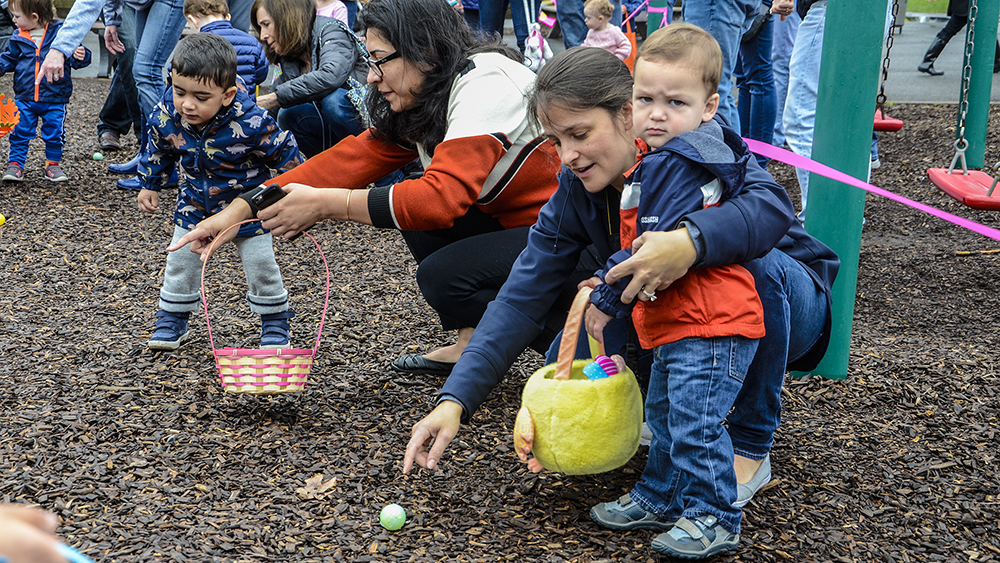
left=928, top=168, right=1000, bottom=210
left=874, top=109, right=903, bottom=132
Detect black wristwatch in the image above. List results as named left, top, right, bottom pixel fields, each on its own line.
left=239, top=183, right=287, bottom=218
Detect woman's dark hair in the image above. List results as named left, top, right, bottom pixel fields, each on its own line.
left=250, top=0, right=316, bottom=63
left=529, top=47, right=633, bottom=130
left=172, top=33, right=238, bottom=90
left=361, top=0, right=522, bottom=154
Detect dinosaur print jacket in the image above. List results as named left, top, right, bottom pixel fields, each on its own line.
left=139, top=82, right=303, bottom=238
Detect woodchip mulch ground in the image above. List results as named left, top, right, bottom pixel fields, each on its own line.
left=0, top=78, right=997, bottom=562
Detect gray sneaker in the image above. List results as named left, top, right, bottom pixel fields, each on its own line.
left=590, top=494, right=674, bottom=531
left=45, top=164, right=68, bottom=182
left=3, top=163, right=23, bottom=182
left=652, top=515, right=739, bottom=559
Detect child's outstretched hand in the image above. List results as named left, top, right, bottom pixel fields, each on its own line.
left=585, top=303, right=613, bottom=345
left=137, top=189, right=160, bottom=213
left=72, top=46, right=86, bottom=61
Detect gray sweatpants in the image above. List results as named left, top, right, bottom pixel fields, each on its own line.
left=160, top=225, right=288, bottom=315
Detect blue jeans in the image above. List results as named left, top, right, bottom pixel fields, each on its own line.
left=133, top=0, right=187, bottom=119
left=479, top=0, right=540, bottom=51
left=632, top=335, right=758, bottom=535
left=277, top=88, right=363, bottom=158
left=344, top=0, right=358, bottom=28
left=727, top=250, right=828, bottom=458
left=736, top=10, right=775, bottom=168
left=9, top=101, right=66, bottom=164
left=227, top=0, right=254, bottom=32
left=555, top=0, right=587, bottom=48
left=682, top=0, right=761, bottom=131
left=98, top=5, right=140, bottom=141
left=782, top=1, right=825, bottom=222
left=770, top=8, right=800, bottom=147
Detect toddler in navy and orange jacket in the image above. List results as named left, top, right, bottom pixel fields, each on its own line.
left=586, top=24, right=764, bottom=558
left=0, top=0, right=90, bottom=182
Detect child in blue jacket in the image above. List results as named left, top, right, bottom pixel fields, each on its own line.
left=585, top=25, right=763, bottom=559
left=137, top=33, right=303, bottom=350
left=184, top=0, right=270, bottom=99
left=0, top=0, right=90, bottom=182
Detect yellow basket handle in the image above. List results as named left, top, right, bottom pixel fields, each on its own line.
left=554, top=286, right=604, bottom=380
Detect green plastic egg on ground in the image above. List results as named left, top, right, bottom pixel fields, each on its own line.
left=93, top=152, right=104, bottom=161
left=380, top=503, right=406, bottom=531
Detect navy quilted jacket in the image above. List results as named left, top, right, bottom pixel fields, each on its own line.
left=0, top=20, right=91, bottom=103
left=200, top=21, right=270, bottom=98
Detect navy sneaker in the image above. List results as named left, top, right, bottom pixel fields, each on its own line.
left=148, top=310, right=191, bottom=350
left=260, top=310, right=295, bottom=348
left=652, top=515, right=739, bottom=560
left=590, top=494, right=675, bottom=531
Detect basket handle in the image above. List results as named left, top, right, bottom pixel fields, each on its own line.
left=198, top=219, right=331, bottom=355
left=554, top=287, right=605, bottom=381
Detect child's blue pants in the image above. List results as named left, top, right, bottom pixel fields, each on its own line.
left=8, top=100, right=66, bottom=165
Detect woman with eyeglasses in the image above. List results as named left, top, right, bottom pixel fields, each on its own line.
left=172, top=0, right=598, bottom=376
left=251, top=0, right=369, bottom=158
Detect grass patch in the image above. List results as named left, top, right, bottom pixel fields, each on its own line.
left=906, top=0, right=948, bottom=14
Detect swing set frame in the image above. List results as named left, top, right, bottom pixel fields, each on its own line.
left=926, top=0, right=1000, bottom=210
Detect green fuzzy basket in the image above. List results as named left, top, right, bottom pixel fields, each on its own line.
left=514, top=287, right=644, bottom=475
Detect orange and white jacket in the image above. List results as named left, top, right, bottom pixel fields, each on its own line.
left=270, top=52, right=559, bottom=231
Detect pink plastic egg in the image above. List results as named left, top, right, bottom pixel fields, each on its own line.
left=595, top=355, right=618, bottom=376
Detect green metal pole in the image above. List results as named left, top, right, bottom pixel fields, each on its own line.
left=957, top=0, right=999, bottom=168
left=795, top=0, right=885, bottom=379
left=647, top=0, right=671, bottom=31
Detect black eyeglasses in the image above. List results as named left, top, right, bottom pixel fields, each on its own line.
left=367, top=51, right=401, bottom=78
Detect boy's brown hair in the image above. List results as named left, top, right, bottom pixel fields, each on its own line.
left=636, top=23, right=722, bottom=98
left=184, top=0, right=230, bottom=18
left=583, top=0, right=613, bottom=18
left=10, top=0, right=56, bottom=25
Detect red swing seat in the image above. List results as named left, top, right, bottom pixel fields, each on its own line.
left=927, top=168, right=1000, bottom=210
left=874, top=109, right=904, bottom=132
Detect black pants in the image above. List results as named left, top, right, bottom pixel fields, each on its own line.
left=935, top=11, right=1000, bottom=62
left=402, top=208, right=603, bottom=354
left=97, top=7, right=141, bottom=139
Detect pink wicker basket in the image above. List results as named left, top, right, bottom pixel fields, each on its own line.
left=200, top=220, right=330, bottom=394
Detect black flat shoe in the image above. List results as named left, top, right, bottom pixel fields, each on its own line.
left=392, top=354, right=456, bottom=376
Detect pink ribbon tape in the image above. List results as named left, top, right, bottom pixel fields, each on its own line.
left=744, top=138, right=1000, bottom=242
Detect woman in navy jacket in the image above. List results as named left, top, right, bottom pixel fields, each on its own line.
left=403, top=49, right=839, bottom=511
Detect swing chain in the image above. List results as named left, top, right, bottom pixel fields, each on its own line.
left=956, top=0, right=977, bottom=144
left=876, top=0, right=899, bottom=109
left=988, top=161, right=1000, bottom=197
left=948, top=138, right=969, bottom=175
